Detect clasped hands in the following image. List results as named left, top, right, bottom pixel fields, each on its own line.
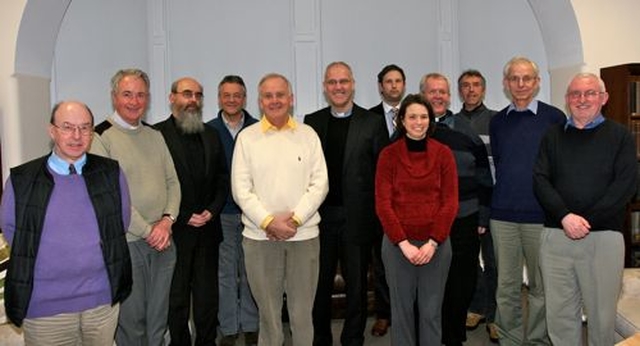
left=561, top=212, right=591, bottom=240
left=265, top=211, right=298, bottom=241
left=398, top=239, right=437, bottom=266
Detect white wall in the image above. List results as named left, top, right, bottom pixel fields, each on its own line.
left=572, top=0, right=640, bottom=75
left=548, top=0, right=640, bottom=109
left=3, top=0, right=640, bottom=178
left=51, top=0, right=549, bottom=125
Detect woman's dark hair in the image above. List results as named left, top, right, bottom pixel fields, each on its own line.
left=394, top=93, right=436, bottom=140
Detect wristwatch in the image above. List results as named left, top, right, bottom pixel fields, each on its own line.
left=162, top=213, right=176, bottom=223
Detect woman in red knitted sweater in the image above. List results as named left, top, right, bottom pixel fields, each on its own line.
left=375, top=94, right=459, bottom=345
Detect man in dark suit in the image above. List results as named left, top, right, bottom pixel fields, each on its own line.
left=305, top=61, right=389, bottom=346
left=155, top=77, right=229, bottom=346
left=367, top=64, right=406, bottom=337
left=370, top=64, right=406, bottom=139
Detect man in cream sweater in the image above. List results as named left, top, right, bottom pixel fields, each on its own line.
left=231, top=73, right=328, bottom=346
left=91, top=68, right=181, bottom=346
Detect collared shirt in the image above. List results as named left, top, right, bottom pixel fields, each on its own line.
left=260, top=115, right=297, bottom=132
left=565, top=113, right=605, bottom=130
left=330, top=107, right=353, bottom=119
left=382, top=102, right=399, bottom=137
left=506, top=100, right=539, bottom=115
left=112, top=112, right=140, bottom=129
left=221, top=111, right=246, bottom=139
left=48, top=151, right=87, bottom=175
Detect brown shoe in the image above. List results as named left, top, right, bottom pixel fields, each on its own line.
left=465, top=312, right=485, bottom=330
left=371, top=318, right=390, bottom=337
left=486, top=323, right=499, bottom=343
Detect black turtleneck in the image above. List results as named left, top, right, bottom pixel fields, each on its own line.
left=405, top=136, right=427, bottom=152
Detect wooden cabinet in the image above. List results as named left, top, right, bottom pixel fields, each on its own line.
left=601, top=63, right=640, bottom=267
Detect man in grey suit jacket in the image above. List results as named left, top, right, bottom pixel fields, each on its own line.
left=304, top=61, right=389, bottom=346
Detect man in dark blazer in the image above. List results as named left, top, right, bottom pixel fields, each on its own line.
left=155, top=77, right=229, bottom=346
left=367, top=64, right=406, bottom=337
left=304, top=61, right=389, bottom=346
left=370, top=64, right=406, bottom=140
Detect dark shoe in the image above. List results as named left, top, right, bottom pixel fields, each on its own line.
left=220, top=334, right=238, bottom=346
left=486, top=323, right=499, bottom=343
left=371, top=318, right=390, bottom=337
left=244, top=331, right=258, bottom=346
left=465, top=312, right=485, bottom=330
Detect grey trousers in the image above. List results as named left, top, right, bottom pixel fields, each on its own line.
left=490, top=220, right=549, bottom=346
left=540, top=228, right=624, bottom=346
left=116, top=239, right=176, bottom=346
left=243, top=237, right=319, bottom=346
left=382, top=236, right=451, bottom=346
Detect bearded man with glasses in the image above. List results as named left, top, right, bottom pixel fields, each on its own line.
left=155, top=77, right=229, bottom=346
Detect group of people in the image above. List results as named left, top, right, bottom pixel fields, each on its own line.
left=0, top=55, right=636, bottom=346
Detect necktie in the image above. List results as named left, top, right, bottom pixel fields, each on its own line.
left=69, top=164, right=77, bottom=175
left=391, top=107, right=399, bottom=129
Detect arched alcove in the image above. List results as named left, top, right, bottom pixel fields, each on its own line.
left=6, top=0, right=584, bottom=169
left=14, top=0, right=584, bottom=79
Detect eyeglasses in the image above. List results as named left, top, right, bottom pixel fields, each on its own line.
left=53, top=122, right=93, bottom=136
left=507, top=75, right=537, bottom=85
left=175, top=90, right=204, bottom=100
left=567, top=90, right=604, bottom=100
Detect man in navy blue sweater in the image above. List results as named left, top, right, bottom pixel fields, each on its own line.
left=489, top=57, right=565, bottom=346
left=534, top=73, right=637, bottom=345
left=206, top=75, right=259, bottom=346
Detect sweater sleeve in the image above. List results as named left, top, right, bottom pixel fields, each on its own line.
left=291, top=131, right=329, bottom=225
left=432, top=147, right=459, bottom=243
left=0, top=178, right=16, bottom=245
left=119, top=169, right=132, bottom=231
left=231, top=131, right=271, bottom=229
left=160, top=138, right=181, bottom=220
left=533, top=130, right=571, bottom=223
left=375, top=147, right=406, bottom=244
left=584, top=127, right=638, bottom=226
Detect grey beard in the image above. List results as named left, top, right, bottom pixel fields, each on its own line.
left=175, top=109, right=204, bottom=134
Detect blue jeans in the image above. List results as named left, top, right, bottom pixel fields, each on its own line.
left=218, top=213, right=258, bottom=336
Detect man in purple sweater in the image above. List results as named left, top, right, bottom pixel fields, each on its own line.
left=0, top=101, right=132, bottom=345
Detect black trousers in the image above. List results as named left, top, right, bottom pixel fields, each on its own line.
left=372, top=230, right=391, bottom=320
left=168, top=227, right=220, bottom=346
left=441, top=213, right=481, bottom=345
left=313, top=208, right=370, bottom=346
